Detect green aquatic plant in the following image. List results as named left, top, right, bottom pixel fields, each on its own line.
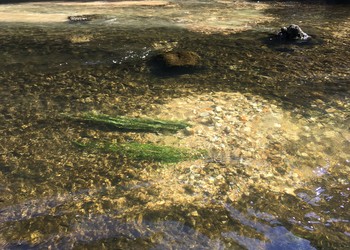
left=72, top=113, right=190, bottom=133
left=74, top=141, right=205, bottom=163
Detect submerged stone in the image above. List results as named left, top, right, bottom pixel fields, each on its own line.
left=149, top=50, right=202, bottom=76
left=154, top=51, right=201, bottom=68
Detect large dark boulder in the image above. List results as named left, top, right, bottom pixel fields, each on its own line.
left=277, top=24, right=311, bottom=41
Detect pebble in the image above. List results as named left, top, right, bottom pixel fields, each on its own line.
left=200, top=118, right=212, bottom=125
left=215, top=106, right=223, bottom=112
left=243, top=127, right=251, bottom=133
left=199, top=112, right=210, bottom=117
left=184, top=127, right=195, bottom=136
left=274, top=123, right=281, bottom=128
left=304, top=126, right=311, bottom=131
left=242, top=150, right=252, bottom=158
left=326, top=108, right=337, bottom=113
left=190, top=211, right=199, bottom=217
left=208, top=177, right=215, bottom=184
left=210, top=136, right=219, bottom=142
left=292, top=173, right=299, bottom=179
left=215, top=122, right=222, bottom=128
left=224, top=126, right=231, bottom=134
left=324, top=130, right=336, bottom=138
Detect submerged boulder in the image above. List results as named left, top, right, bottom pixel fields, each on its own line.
left=149, top=50, right=202, bottom=76
left=154, top=51, right=201, bottom=68
left=277, top=24, right=311, bottom=41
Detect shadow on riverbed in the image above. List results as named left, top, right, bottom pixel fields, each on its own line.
left=0, top=23, right=348, bottom=111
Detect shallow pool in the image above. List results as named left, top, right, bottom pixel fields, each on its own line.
left=0, top=1, right=349, bottom=249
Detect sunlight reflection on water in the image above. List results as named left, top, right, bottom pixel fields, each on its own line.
left=223, top=204, right=316, bottom=250
left=0, top=0, right=271, bottom=33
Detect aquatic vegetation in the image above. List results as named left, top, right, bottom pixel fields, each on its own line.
left=70, top=112, right=200, bottom=162
left=74, top=141, right=205, bottom=163
left=71, top=113, right=190, bottom=133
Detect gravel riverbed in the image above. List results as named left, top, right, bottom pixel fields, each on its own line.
left=126, top=91, right=350, bottom=208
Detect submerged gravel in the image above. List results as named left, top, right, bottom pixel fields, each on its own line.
left=139, top=91, right=350, bottom=206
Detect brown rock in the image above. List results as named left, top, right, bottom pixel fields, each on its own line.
left=156, top=51, right=201, bottom=67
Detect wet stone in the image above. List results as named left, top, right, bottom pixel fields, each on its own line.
left=277, top=24, right=311, bottom=41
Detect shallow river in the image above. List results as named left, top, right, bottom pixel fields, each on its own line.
left=0, top=0, right=349, bottom=249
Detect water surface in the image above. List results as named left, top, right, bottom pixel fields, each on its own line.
left=0, top=0, right=349, bottom=249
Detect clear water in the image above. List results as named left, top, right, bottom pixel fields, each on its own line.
left=0, top=1, right=349, bottom=249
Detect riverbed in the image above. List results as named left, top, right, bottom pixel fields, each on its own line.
left=0, top=1, right=349, bottom=249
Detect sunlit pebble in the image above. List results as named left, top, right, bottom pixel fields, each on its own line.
left=273, top=123, right=281, bottom=128
left=215, top=106, right=223, bottom=112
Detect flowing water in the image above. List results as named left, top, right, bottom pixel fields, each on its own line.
left=0, top=0, right=349, bottom=249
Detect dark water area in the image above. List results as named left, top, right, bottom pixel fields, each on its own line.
left=0, top=1, right=349, bottom=249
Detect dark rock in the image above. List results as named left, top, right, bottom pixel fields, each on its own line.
left=277, top=24, right=311, bottom=41
left=265, top=24, right=321, bottom=50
